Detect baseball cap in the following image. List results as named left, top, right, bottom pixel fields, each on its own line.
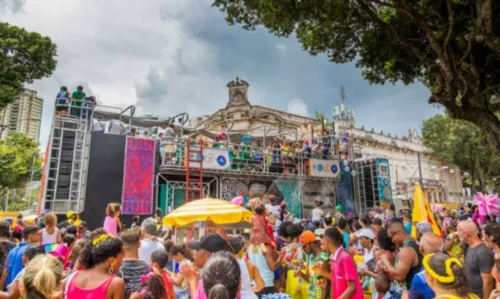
left=357, top=228, right=376, bottom=240
left=314, top=229, right=325, bottom=241
left=416, top=221, right=432, bottom=234
left=299, top=230, right=316, bottom=244
left=187, top=233, right=230, bottom=253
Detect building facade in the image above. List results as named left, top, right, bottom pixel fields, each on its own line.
left=333, top=103, right=464, bottom=204
left=196, top=77, right=320, bottom=141
left=0, top=89, right=43, bottom=141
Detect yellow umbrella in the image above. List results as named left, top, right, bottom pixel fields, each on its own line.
left=163, top=198, right=253, bottom=226
left=411, top=184, right=443, bottom=238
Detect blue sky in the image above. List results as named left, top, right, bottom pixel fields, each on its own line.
left=0, top=0, right=441, bottom=148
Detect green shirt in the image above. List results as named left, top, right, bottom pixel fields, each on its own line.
left=71, top=91, right=86, bottom=106
left=308, top=252, right=329, bottom=299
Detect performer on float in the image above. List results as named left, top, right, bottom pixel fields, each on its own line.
left=272, top=137, right=281, bottom=163
left=236, top=135, right=252, bottom=169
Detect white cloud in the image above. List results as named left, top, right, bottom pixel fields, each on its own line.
left=0, top=0, right=229, bottom=148
left=287, top=98, right=309, bottom=117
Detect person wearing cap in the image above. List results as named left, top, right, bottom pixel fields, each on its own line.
left=311, top=200, right=324, bottom=222
left=335, top=205, right=345, bottom=221
left=71, top=85, right=86, bottom=117
left=67, top=210, right=81, bottom=227
left=297, top=230, right=329, bottom=299
left=358, top=229, right=378, bottom=298
left=181, top=233, right=235, bottom=299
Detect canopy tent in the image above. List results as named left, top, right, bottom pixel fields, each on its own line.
left=163, top=197, right=253, bottom=227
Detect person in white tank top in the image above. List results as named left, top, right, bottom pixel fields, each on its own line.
left=41, top=212, right=62, bottom=245
left=228, top=235, right=265, bottom=298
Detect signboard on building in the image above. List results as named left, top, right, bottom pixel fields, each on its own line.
left=309, top=159, right=341, bottom=178
left=188, top=148, right=231, bottom=170
left=376, top=158, right=393, bottom=204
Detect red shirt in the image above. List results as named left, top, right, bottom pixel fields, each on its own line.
left=330, top=248, right=364, bottom=299
left=160, top=270, right=174, bottom=299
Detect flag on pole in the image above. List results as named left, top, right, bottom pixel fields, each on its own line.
left=411, top=184, right=443, bottom=238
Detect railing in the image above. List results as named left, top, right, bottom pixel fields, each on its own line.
left=159, top=138, right=346, bottom=178
left=55, top=99, right=95, bottom=128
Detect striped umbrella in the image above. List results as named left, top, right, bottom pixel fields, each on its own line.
left=163, top=198, right=253, bottom=227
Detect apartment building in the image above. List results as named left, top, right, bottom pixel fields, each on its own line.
left=0, top=89, right=43, bottom=142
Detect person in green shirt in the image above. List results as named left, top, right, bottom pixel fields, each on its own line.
left=71, top=85, right=86, bottom=117
left=298, top=230, right=330, bottom=299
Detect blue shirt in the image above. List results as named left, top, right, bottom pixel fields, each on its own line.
left=404, top=222, right=412, bottom=235
left=408, top=270, right=435, bottom=299
left=5, top=242, right=28, bottom=288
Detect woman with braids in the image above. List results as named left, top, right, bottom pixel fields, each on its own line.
left=202, top=251, right=241, bottom=299
left=64, top=232, right=125, bottom=298
left=422, top=252, right=479, bottom=299
left=19, top=254, right=63, bottom=299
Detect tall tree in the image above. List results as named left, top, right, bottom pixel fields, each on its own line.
left=212, top=0, right=500, bottom=153
left=0, top=132, right=42, bottom=196
left=0, top=22, right=57, bottom=108
left=422, top=114, right=500, bottom=192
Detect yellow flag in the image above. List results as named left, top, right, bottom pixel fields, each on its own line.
left=411, top=184, right=443, bottom=238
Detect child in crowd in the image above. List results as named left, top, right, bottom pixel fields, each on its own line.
left=41, top=212, right=62, bottom=245
left=1, top=244, right=45, bottom=298
left=169, top=244, right=192, bottom=299
left=202, top=251, right=241, bottom=299
left=104, top=203, right=119, bottom=236
left=69, top=238, right=87, bottom=270
left=64, top=232, right=125, bottom=298
left=119, top=230, right=151, bottom=299
left=150, top=250, right=175, bottom=299
left=130, top=273, right=168, bottom=299
left=20, top=254, right=63, bottom=299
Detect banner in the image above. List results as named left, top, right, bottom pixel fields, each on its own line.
left=309, top=159, right=340, bottom=178
left=122, top=137, right=155, bottom=215
left=376, top=158, right=393, bottom=204
left=188, top=148, right=231, bottom=170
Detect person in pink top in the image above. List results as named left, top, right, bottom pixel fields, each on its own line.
left=323, top=227, right=364, bottom=299
left=64, top=232, right=125, bottom=299
left=104, top=203, right=119, bottom=236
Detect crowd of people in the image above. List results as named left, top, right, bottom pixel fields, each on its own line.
left=0, top=199, right=499, bottom=299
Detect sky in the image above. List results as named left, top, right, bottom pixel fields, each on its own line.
left=0, top=0, right=441, bottom=149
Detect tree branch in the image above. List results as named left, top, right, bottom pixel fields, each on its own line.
left=443, top=0, right=454, bottom=51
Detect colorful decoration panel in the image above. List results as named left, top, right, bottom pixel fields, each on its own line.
left=376, top=158, right=393, bottom=204
left=188, top=148, right=231, bottom=170
left=121, top=137, right=155, bottom=215
left=336, top=161, right=355, bottom=216
left=309, top=159, right=341, bottom=178
left=220, top=177, right=249, bottom=201
left=275, top=181, right=302, bottom=219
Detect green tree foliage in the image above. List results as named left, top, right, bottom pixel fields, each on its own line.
left=0, top=132, right=42, bottom=194
left=212, top=0, right=500, bottom=152
left=422, top=114, right=500, bottom=192
left=0, top=22, right=57, bottom=108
